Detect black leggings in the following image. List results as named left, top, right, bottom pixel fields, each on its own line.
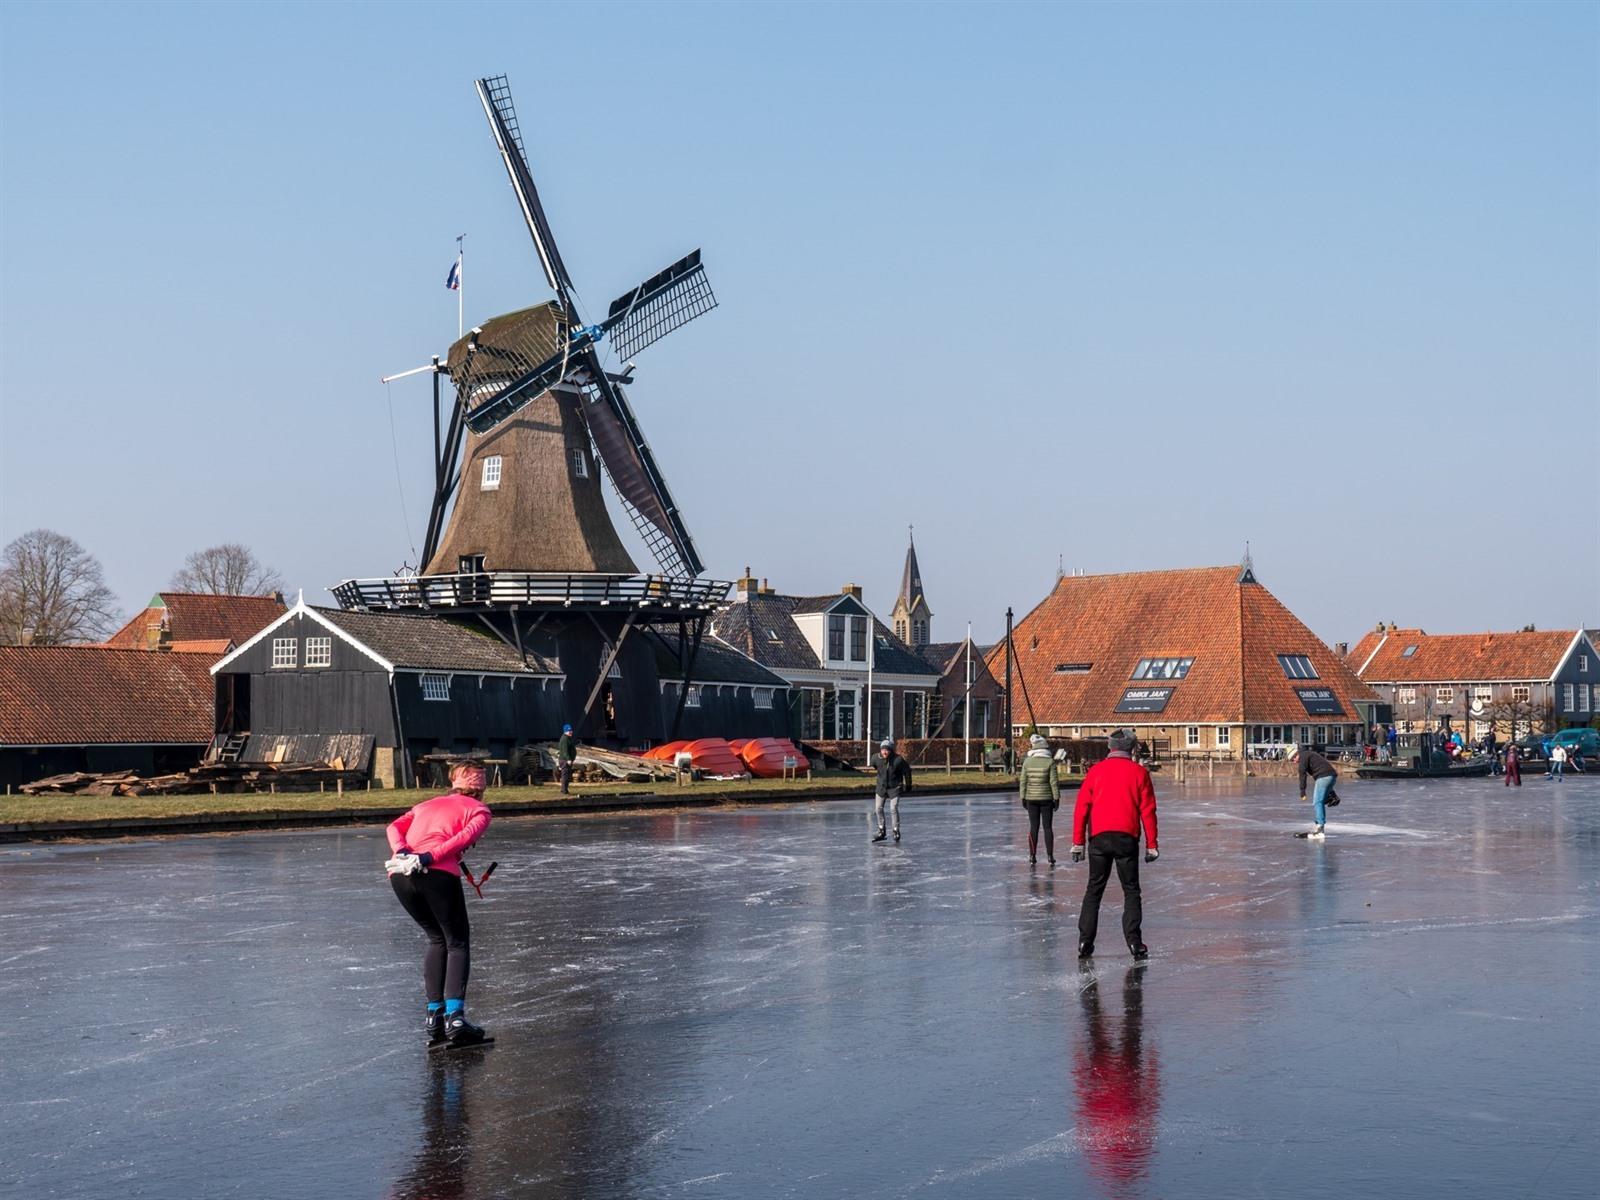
left=1078, top=831, right=1142, bottom=948
left=391, top=871, right=471, bottom=1002
left=1025, top=801, right=1056, bottom=859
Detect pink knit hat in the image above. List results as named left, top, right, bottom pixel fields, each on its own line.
left=450, top=762, right=487, bottom=792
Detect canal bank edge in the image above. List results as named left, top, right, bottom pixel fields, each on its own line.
left=0, top=776, right=1084, bottom=843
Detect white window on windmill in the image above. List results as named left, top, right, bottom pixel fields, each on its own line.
left=481, top=456, right=502, bottom=491
left=570, top=448, right=589, bottom=479
left=753, top=687, right=774, bottom=710
left=421, top=674, right=450, bottom=701
left=684, top=684, right=702, bottom=708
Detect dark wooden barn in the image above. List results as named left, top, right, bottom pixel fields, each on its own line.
left=211, top=601, right=792, bottom=786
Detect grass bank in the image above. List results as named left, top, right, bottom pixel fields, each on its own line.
left=0, top=771, right=1053, bottom=842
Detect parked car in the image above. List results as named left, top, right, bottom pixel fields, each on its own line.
left=1551, top=728, right=1600, bottom=757
left=1512, top=735, right=1550, bottom=761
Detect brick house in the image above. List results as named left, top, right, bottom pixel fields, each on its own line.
left=712, top=574, right=941, bottom=745
left=987, top=561, right=1378, bottom=756
left=1351, top=624, right=1599, bottom=740
left=917, top=638, right=1006, bottom=744
left=105, top=592, right=286, bottom=655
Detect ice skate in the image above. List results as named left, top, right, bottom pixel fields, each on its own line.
left=1128, top=942, right=1149, bottom=961
left=434, top=1011, right=493, bottom=1051
left=425, top=1008, right=445, bottom=1045
left=1078, top=942, right=1094, bottom=959
left=893, top=830, right=900, bottom=843
left=871, top=829, right=887, bottom=843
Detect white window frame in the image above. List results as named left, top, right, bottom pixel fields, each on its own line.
left=1472, top=685, right=1492, bottom=707
left=421, top=673, right=450, bottom=701
left=481, top=456, right=502, bottom=491
left=1186, top=726, right=1201, bottom=748
left=753, top=687, right=774, bottom=710
left=1580, top=655, right=1589, bottom=673
left=1397, top=687, right=1416, bottom=704
left=1216, top=725, right=1232, bottom=748
left=1562, top=684, right=1574, bottom=711
left=570, top=447, right=588, bottom=479
left=1580, top=687, right=1591, bottom=714
left=305, top=637, right=332, bottom=668
left=1435, top=686, right=1453, bottom=704
left=684, top=684, right=702, bottom=708
left=271, top=637, right=297, bottom=669
left=1512, top=685, right=1530, bottom=702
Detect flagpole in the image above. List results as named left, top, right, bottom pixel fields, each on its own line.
left=456, top=234, right=464, bottom=339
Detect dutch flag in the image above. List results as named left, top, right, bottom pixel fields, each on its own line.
left=445, top=257, right=461, bottom=291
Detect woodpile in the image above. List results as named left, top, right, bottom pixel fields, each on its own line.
left=18, top=760, right=366, bottom=797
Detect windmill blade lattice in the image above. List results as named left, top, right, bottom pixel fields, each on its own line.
left=605, top=250, right=718, bottom=362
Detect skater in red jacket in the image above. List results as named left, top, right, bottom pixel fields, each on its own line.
left=386, top=761, right=493, bottom=1048
left=1071, top=729, right=1159, bottom=960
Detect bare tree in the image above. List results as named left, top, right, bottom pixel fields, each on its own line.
left=0, top=529, right=121, bottom=645
left=169, top=543, right=284, bottom=596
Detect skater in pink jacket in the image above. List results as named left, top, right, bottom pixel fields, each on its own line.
left=386, top=761, right=493, bottom=1047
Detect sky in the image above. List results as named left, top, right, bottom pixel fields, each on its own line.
left=1, top=0, right=1595, bottom=647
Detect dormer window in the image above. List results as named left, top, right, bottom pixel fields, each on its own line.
left=827, top=614, right=846, bottom=661
left=1402, top=645, right=1418, bottom=657
left=1132, top=657, right=1194, bottom=681
left=1278, top=654, right=1318, bottom=679
left=570, top=448, right=589, bottom=478
left=481, top=456, right=502, bottom=490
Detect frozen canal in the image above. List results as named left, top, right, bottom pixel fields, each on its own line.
left=4, top=776, right=1597, bottom=1199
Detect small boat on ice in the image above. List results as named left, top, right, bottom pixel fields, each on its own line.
left=1357, top=731, right=1494, bottom=780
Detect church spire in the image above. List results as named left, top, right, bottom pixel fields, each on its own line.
left=892, top=526, right=932, bottom=648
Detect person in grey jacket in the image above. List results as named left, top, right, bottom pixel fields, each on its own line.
left=871, top=739, right=913, bottom=844
left=1019, top=733, right=1061, bottom=865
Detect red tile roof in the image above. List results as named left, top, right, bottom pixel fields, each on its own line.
left=0, top=646, right=215, bottom=746
left=1356, top=629, right=1578, bottom=683
left=105, top=593, right=284, bottom=649
left=986, top=565, right=1377, bottom=725
left=1345, top=627, right=1387, bottom=671
left=169, top=639, right=234, bottom=657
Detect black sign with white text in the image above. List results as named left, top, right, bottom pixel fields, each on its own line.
left=1116, top=687, right=1174, bottom=714
left=1295, top=687, right=1345, bottom=716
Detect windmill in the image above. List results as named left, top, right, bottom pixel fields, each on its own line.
left=417, top=75, right=718, bottom=582
left=337, top=75, right=737, bottom=744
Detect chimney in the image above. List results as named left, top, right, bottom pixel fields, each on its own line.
left=759, top=578, right=772, bottom=595
left=1335, top=641, right=1348, bottom=658
left=842, top=583, right=863, bottom=601
left=734, top=566, right=757, bottom=603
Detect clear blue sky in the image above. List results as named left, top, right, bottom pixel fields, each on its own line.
left=2, top=1, right=1595, bottom=646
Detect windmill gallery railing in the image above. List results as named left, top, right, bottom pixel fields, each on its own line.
left=332, top=572, right=732, bottom=614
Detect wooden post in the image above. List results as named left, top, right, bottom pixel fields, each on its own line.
left=337, top=778, right=343, bottom=797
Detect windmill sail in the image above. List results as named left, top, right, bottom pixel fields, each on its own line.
left=605, top=250, right=718, bottom=361
left=476, top=76, right=574, bottom=302
left=576, top=362, right=705, bottom=578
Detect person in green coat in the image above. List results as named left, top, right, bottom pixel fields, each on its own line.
left=1019, top=732, right=1062, bottom=865
left=556, top=724, right=577, bottom=795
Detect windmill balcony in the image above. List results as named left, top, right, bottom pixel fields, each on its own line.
left=331, top=571, right=732, bottom=614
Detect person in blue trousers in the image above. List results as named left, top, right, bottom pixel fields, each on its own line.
left=1289, top=743, right=1337, bottom=839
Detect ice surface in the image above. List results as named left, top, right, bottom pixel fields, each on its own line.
left=2, top=776, right=1596, bottom=1199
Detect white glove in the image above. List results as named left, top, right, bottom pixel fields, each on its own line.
left=385, top=852, right=423, bottom=876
